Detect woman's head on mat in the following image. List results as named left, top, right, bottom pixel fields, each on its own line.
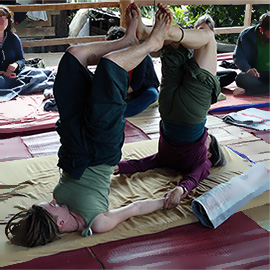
left=5, top=199, right=87, bottom=247
left=194, top=14, right=215, bottom=32
left=5, top=204, right=60, bottom=247
left=5, top=200, right=85, bottom=247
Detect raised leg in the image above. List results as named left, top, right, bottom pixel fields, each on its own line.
left=131, top=2, right=217, bottom=75
left=66, top=8, right=139, bottom=68
left=104, top=6, right=172, bottom=72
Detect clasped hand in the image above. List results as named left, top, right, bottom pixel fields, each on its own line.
left=163, top=186, right=184, bottom=209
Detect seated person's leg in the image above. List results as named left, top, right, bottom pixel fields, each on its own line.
left=235, top=72, right=269, bottom=96
left=124, top=86, right=159, bottom=117
left=217, top=70, right=237, bottom=88
left=0, top=76, right=4, bottom=88
left=0, top=75, right=22, bottom=89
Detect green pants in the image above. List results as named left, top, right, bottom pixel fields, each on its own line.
left=159, top=45, right=220, bottom=126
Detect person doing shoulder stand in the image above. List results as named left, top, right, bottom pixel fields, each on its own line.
left=5, top=5, right=172, bottom=247
left=115, top=3, right=226, bottom=210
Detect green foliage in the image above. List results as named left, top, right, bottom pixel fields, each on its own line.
left=105, top=4, right=269, bottom=44
left=167, top=4, right=269, bottom=43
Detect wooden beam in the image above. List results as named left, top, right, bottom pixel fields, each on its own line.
left=22, top=35, right=106, bottom=47
left=17, top=27, right=55, bottom=38
left=244, top=4, right=252, bottom=27
left=7, top=2, right=119, bottom=12
left=7, top=0, right=269, bottom=13
left=9, top=0, right=267, bottom=49
left=21, top=25, right=246, bottom=48
left=136, top=0, right=269, bottom=5
left=120, top=0, right=133, bottom=27
left=214, top=26, right=245, bottom=34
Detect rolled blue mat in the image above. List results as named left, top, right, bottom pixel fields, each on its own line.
left=192, top=162, right=270, bottom=228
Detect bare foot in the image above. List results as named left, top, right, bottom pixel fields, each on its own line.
left=157, top=3, right=173, bottom=20
left=124, top=8, right=139, bottom=46
left=145, top=3, right=172, bottom=52
left=233, top=87, right=245, bottom=96
left=129, top=2, right=147, bottom=41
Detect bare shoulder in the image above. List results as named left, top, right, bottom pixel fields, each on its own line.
left=91, top=212, right=108, bottom=233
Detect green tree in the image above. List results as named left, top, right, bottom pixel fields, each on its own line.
left=168, top=4, right=269, bottom=43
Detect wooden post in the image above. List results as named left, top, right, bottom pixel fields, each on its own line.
left=120, top=0, right=133, bottom=28
left=244, top=4, right=252, bottom=27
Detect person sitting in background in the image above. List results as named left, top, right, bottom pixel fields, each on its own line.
left=0, top=5, right=55, bottom=102
left=233, top=12, right=269, bottom=96
left=0, top=5, right=25, bottom=87
left=106, top=26, right=159, bottom=117
left=0, top=1, right=26, bottom=25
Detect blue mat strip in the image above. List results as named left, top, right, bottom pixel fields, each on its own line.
left=225, top=145, right=256, bottom=164
left=209, top=102, right=270, bottom=113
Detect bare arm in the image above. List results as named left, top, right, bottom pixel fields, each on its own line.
left=91, top=198, right=164, bottom=233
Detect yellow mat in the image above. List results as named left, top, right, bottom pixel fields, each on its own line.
left=0, top=139, right=268, bottom=267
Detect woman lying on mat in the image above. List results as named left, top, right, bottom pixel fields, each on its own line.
left=5, top=4, right=172, bottom=248
left=115, top=4, right=226, bottom=209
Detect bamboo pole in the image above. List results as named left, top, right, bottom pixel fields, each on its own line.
left=22, top=36, right=106, bottom=48
left=244, top=4, right=252, bottom=27
left=7, top=2, right=119, bottom=12
left=120, top=0, right=133, bottom=27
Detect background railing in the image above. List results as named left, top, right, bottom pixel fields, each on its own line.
left=7, top=0, right=269, bottom=48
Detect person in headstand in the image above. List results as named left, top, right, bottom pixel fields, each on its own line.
left=115, top=3, right=226, bottom=210
left=5, top=6, right=172, bottom=247
left=233, top=12, right=269, bottom=96
left=106, top=26, right=160, bottom=117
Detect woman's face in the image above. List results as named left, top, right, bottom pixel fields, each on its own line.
left=39, top=200, right=79, bottom=233
left=0, top=11, right=9, bottom=33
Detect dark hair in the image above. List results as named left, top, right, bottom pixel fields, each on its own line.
left=208, top=134, right=226, bottom=167
left=0, top=5, right=15, bottom=33
left=106, top=26, right=126, bottom=41
left=259, top=12, right=270, bottom=31
left=194, top=14, right=215, bottom=31
left=5, top=205, right=60, bottom=247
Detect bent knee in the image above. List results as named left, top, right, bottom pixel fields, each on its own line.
left=66, top=45, right=80, bottom=57
left=66, top=45, right=87, bottom=67
left=235, top=72, right=249, bottom=86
